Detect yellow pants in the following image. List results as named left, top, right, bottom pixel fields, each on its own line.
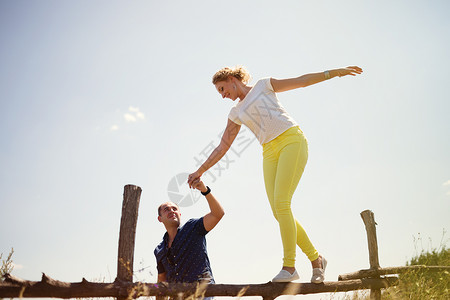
left=263, top=126, right=319, bottom=267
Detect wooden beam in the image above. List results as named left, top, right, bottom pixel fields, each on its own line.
left=339, top=265, right=450, bottom=281
left=0, top=274, right=399, bottom=299
left=360, top=210, right=381, bottom=300
left=117, top=185, right=142, bottom=283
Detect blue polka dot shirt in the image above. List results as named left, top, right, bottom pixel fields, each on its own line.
left=154, top=217, right=214, bottom=283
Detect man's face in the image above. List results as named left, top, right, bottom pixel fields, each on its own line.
left=158, top=202, right=181, bottom=227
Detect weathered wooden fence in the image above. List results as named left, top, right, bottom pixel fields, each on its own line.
left=1, top=185, right=448, bottom=299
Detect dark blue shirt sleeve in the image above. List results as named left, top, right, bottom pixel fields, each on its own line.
left=157, top=258, right=165, bottom=274
left=154, top=241, right=166, bottom=275
left=195, top=217, right=209, bottom=235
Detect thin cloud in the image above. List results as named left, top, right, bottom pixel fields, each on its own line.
left=136, top=111, right=145, bottom=120
left=443, top=180, right=450, bottom=197
left=124, top=113, right=137, bottom=122
left=113, top=106, right=145, bottom=129
left=124, top=107, right=145, bottom=122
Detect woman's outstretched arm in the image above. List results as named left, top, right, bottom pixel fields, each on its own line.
left=188, top=119, right=241, bottom=188
left=270, top=66, right=363, bottom=93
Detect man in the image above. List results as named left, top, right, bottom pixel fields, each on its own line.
left=154, top=179, right=224, bottom=284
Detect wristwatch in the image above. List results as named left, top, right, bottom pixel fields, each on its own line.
left=201, top=186, right=211, bottom=196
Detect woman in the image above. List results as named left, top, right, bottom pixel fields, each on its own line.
left=188, top=65, right=363, bottom=283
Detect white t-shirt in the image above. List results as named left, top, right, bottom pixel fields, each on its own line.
left=228, top=78, right=298, bottom=145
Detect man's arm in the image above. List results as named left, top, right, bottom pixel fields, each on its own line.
left=157, top=272, right=167, bottom=282
left=191, top=179, right=225, bottom=232
left=156, top=273, right=168, bottom=300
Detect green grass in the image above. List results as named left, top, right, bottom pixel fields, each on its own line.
left=330, top=233, right=449, bottom=300
left=382, top=245, right=449, bottom=300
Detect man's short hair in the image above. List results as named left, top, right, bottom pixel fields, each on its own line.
left=158, top=202, right=179, bottom=216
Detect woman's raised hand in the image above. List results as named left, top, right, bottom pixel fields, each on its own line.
left=187, top=171, right=201, bottom=188
left=336, top=66, right=363, bottom=77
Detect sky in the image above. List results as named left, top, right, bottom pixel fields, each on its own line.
left=0, top=1, right=449, bottom=299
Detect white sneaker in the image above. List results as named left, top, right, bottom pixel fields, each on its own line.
left=311, top=256, right=327, bottom=284
left=272, top=270, right=300, bottom=282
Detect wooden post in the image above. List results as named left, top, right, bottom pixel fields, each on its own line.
left=361, top=210, right=381, bottom=300
left=116, top=185, right=142, bottom=287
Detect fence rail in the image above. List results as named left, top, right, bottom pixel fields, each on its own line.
left=338, top=265, right=450, bottom=281
left=1, top=273, right=399, bottom=299
left=0, top=185, right=446, bottom=299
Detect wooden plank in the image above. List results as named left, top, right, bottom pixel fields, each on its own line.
left=0, top=274, right=399, bottom=299
left=339, top=265, right=450, bottom=281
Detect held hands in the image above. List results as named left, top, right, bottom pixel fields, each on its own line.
left=187, top=171, right=201, bottom=188
left=335, top=66, right=363, bottom=77
left=190, top=177, right=207, bottom=193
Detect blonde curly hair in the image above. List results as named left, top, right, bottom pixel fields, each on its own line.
left=212, top=65, right=251, bottom=85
